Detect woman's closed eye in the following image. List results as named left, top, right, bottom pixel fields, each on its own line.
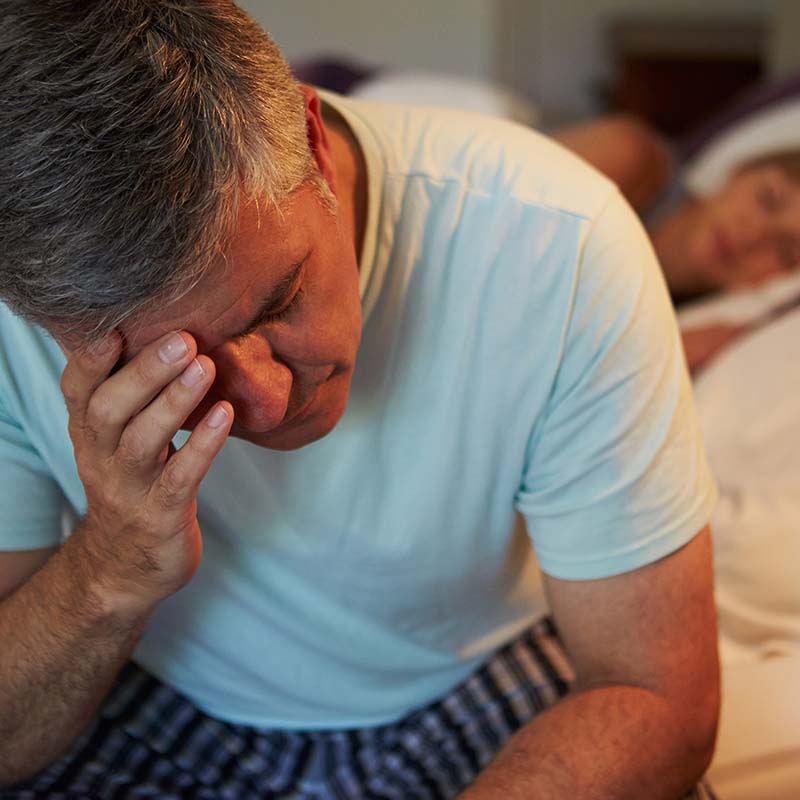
left=757, top=181, right=784, bottom=213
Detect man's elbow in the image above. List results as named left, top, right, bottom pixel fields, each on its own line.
left=676, top=668, right=721, bottom=779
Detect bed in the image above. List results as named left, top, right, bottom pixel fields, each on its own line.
left=679, top=273, right=800, bottom=799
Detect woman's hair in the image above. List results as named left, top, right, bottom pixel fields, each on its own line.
left=0, top=0, right=331, bottom=345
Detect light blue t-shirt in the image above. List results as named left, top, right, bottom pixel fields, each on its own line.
left=0, top=93, right=716, bottom=729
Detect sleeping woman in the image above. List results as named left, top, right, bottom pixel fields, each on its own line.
left=554, top=117, right=800, bottom=370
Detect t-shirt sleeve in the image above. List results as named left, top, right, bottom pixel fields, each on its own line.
left=0, top=395, right=66, bottom=550
left=515, top=189, right=717, bottom=580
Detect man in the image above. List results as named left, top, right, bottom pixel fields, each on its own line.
left=0, top=2, right=719, bottom=798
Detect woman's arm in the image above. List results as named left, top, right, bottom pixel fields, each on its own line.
left=554, top=115, right=675, bottom=213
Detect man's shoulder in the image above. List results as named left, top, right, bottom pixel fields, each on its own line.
left=331, top=93, right=616, bottom=221
left=0, top=302, right=53, bottom=356
left=0, top=303, right=64, bottom=416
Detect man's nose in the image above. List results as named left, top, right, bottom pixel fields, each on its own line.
left=212, top=339, right=293, bottom=432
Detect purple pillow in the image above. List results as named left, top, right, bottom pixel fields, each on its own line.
left=291, top=57, right=377, bottom=96
left=679, top=68, right=800, bottom=162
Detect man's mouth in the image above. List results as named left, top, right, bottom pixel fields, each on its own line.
left=281, top=386, right=320, bottom=427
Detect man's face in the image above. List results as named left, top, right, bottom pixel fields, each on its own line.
left=688, top=164, right=800, bottom=290
left=116, top=182, right=362, bottom=451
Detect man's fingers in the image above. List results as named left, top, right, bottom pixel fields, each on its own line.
left=60, top=332, right=123, bottom=423
left=79, top=331, right=198, bottom=458
left=153, top=401, right=234, bottom=509
left=116, top=355, right=217, bottom=476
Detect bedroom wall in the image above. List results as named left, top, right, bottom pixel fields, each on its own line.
left=239, top=0, right=797, bottom=124
left=770, top=0, right=800, bottom=78
left=237, top=0, right=497, bottom=80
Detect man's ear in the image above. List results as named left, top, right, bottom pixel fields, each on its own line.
left=299, top=84, right=337, bottom=195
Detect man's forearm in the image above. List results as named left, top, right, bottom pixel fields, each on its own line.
left=0, top=526, right=154, bottom=787
left=460, top=684, right=718, bottom=800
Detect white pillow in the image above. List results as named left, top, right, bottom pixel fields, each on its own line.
left=683, top=99, right=800, bottom=197
left=351, top=71, right=541, bottom=127
left=677, top=270, right=800, bottom=330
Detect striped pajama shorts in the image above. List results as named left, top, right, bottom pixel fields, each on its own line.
left=3, top=616, right=717, bottom=799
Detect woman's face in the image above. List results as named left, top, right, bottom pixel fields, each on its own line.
left=687, top=164, right=800, bottom=291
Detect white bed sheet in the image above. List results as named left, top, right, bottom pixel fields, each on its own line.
left=708, top=655, right=800, bottom=800
left=687, top=292, right=800, bottom=667
left=683, top=277, right=800, bottom=797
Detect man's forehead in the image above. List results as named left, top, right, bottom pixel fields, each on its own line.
left=120, top=198, right=303, bottom=357
left=121, top=276, right=237, bottom=354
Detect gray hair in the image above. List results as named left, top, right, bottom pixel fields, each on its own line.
left=0, top=0, right=331, bottom=345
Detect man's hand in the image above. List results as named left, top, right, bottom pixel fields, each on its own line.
left=60, top=330, right=234, bottom=619
left=461, top=528, right=720, bottom=799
